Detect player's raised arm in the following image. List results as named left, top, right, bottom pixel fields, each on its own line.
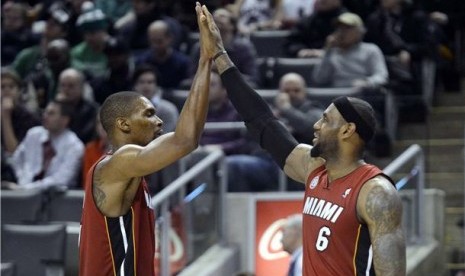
left=198, top=4, right=324, bottom=183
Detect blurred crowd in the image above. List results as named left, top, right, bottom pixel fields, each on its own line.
left=1, top=0, right=464, bottom=193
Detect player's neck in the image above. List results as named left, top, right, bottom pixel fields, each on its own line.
left=326, top=159, right=365, bottom=183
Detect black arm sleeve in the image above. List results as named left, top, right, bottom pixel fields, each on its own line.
left=220, top=67, right=298, bottom=168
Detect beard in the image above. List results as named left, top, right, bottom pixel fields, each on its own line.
left=310, top=136, right=339, bottom=159
left=310, top=143, right=321, bottom=157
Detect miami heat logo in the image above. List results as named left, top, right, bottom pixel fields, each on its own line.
left=309, top=176, right=319, bottom=189
left=258, top=219, right=288, bottom=260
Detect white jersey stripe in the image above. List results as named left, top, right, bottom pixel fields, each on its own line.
left=119, top=216, right=129, bottom=276
left=365, top=245, right=373, bottom=275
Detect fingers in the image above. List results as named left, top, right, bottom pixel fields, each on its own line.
left=201, top=4, right=214, bottom=25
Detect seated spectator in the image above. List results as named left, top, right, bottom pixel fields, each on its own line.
left=81, top=112, right=109, bottom=188
left=135, top=20, right=191, bottom=89
left=90, top=37, right=134, bottom=104
left=200, top=70, right=249, bottom=155
left=312, top=12, right=388, bottom=89
left=1, top=1, right=38, bottom=65
left=12, top=6, right=69, bottom=79
left=95, top=0, right=132, bottom=23
left=56, top=68, right=99, bottom=144
left=364, top=0, right=436, bottom=95
left=202, top=70, right=279, bottom=192
left=115, top=0, right=185, bottom=51
left=285, top=0, right=346, bottom=58
left=1, top=68, right=41, bottom=155
left=227, top=0, right=284, bottom=35
left=190, top=8, right=259, bottom=86
left=133, top=65, right=179, bottom=132
left=311, top=13, right=391, bottom=156
left=274, top=73, right=323, bottom=144
left=71, top=2, right=110, bottom=79
left=24, top=39, right=71, bottom=110
left=5, top=100, right=84, bottom=191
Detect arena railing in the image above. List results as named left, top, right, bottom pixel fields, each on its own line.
left=383, top=144, right=425, bottom=245
left=150, top=149, right=227, bottom=276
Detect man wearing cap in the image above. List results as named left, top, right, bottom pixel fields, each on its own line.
left=198, top=4, right=406, bottom=275
left=312, top=12, right=388, bottom=89
left=71, top=1, right=110, bottom=78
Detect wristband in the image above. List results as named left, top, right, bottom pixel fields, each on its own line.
left=213, top=50, right=227, bottom=61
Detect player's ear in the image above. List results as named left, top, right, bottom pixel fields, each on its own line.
left=341, top=122, right=356, bottom=138
left=116, top=117, right=130, bottom=133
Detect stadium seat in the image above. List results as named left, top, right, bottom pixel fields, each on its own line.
left=45, top=190, right=84, bottom=223
left=1, top=224, right=67, bottom=276
left=249, top=30, right=290, bottom=57
left=272, top=58, right=321, bottom=88
left=1, top=189, right=44, bottom=224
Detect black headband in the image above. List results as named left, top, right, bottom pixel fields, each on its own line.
left=333, top=96, right=374, bottom=143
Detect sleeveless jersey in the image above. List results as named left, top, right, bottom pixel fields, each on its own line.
left=302, top=164, right=390, bottom=276
left=79, top=158, right=155, bottom=276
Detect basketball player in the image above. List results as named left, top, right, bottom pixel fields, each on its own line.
left=79, top=3, right=219, bottom=275
left=198, top=4, right=406, bottom=275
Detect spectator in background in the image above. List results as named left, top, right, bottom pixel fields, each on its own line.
left=81, top=112, right=109, bottom=188
left=71, top=1, right=110, bottom=79
left=1, top=68, right=41, bottom=155
left=95, top=0, right=132, bottom=23
left=136, top=20, right=191, bottom=89
left=226, top=0, right=284, bottom=35
left=285, top=0, right=346, bottom=58
left=115, top=0, right=185, bottom=51
left=312, top=12, right=388, bottom=89
left=274, top=73, right=323, bottom=144
left=190, top=8, right=259, bottom=86
left=90, top=37, right=134, bottom=105
left=311, top=13, right=391, bottom=156
left=1, top=1, right=38, bottom=65
left=56, top=68, right=98, bottom=144
left=23, top=39, right=71, bottom=110
left=202, top=71, right=279, bottom=192
left=5, top=100, right=84, bottom=191
left=364, top=0, right=436, bottom=95
left=281, top=214, right=303, bottom=276
left=200, top=70, right=248, bottom=155
left=133, top=65, right=179, bottom=133
left=12, top=6, right=69, bottom=79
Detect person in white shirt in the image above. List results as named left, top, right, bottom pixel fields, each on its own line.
left=8, top=100, right=84, bottom=190
left=281, top=214, right=303, bottom=276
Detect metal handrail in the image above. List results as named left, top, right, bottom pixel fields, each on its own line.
left=383, top=144, right=425, bottom=244
left=150, top=150, right=227, bottom=276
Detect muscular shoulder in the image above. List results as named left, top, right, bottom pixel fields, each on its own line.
left=284, top=144, right=325, bottom=184
left=357, top=176, right=402, bottom=230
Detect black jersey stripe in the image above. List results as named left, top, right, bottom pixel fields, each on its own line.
left=354, top=224, right=375, bottom=275
left=106, top=209, right=135, bottom=276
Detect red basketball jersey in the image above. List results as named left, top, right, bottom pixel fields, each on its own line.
left=302, top=164, right=390, bottom=276
left=79, top=157, right=155, bottom=276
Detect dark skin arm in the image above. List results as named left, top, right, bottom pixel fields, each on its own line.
left=92, top=3, right=217, bottom=217
left=357, top=176, right=406, bottom=275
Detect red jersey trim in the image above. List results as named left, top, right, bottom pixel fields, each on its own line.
left=131, top=207, right=136, bottom=276
left=352, top=224, right=362, bottom=275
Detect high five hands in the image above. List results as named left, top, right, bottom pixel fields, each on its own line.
left=195, top=2, right=226, bottom=60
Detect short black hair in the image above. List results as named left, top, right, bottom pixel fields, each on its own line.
left=99, top=91, right=143, bottom=135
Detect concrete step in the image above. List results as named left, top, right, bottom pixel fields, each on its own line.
left=397, top=121, right=465, bottom=140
